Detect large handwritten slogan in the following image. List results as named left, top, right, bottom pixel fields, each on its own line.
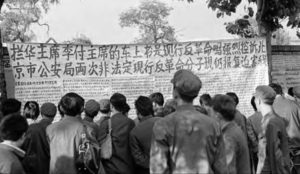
left=7, top=38, right=268, bottom=118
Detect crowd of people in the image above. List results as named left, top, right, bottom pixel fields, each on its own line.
left=0, top=69, right=299, bottom=174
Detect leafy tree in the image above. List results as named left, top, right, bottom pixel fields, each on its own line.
left=0, top=0, right=59, bottom=42
left=187, top=0, right=300, bottom=38
left=119, top=0, right=177, bottom=44
left=63, top=34, right=92, bottom=45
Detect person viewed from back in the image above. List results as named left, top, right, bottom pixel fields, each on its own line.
left=46, top=92, right=98, bottom=174
left=247, top=96, right=263, bottom=172
left=0, top=114, right=28, bottom=174
left=290, top=86, right=300, bottom=174
left=212, top=94, right=251, bottom=174
left=23, top=101, right=40, bottom=125
left=1, top=98, right=21, bottom=117
left=254, top=85, right=290, bottom=174
left=200, top=93, right=212, bottom=116
left=22, top=102, right=57, bottom=174
left=226, top=92, right=247, bottom=136
left=95, top=99, right=110, bottom=126
left=98, top=93, right=135, bottom=174
left=83, top=99, right=101, bottom=141
left=130, top=96, right=160, bottom=174
left=149, top=92, right=164, bottom=117
left=150, top=69, right=227, bottom=174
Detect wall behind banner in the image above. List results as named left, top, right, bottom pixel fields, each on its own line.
left=271, top=45, right=300, bottom=93
left=4, top=38, right=268, bottom=120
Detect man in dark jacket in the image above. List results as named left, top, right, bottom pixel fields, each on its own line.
left=130, top=96, right=160, bottom=174
left=98, top=93, right=135, bottom=174
left=22, top=102, right=57, bottom=174
left=0, top=114, right=28, bottom=174
left=254, top=85, right=290, bottom=174
left=46, top=93, right=98, bottom=174
left=150, top=70, right=227, bottom=174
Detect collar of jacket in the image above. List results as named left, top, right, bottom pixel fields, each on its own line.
left=0, top=142, right=25, bottom=158
left=40, top=117, right=53, bottom=124
left=139, top=115, right=153, bottom=122
left=83, top=116, right=93, bottom=122
left=111, top=112, right=125, bottom=118
left=176, top=104, right=195, bottom=111
left=62, top=115, right=82, bottom=121
left=221, top=121, right=236, bottom=132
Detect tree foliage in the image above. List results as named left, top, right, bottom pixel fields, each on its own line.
left=188, top=0, right=300, bottom=37
left=0, top=0, right=59, bottom=42
left=119, top=0, right=177, bottom=44
left=63, top=34, right=92, bottom=45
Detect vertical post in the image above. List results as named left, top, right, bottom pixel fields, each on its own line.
left=266, top=32, right=272, bottom=84
left=0, top=30, right=7, bottom=101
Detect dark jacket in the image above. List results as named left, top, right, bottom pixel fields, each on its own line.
left=0, top=143, right=26, bottom=174
left=150, top=104, right=227, bottom=174
left=46, top=116, right=96, bottom=174
left=98, top=113, right=135, bottom=174
left=129, top=116, right=160, bottom=174
left=22, top=118, right=53, bottom=174
left=222, top=121, right=251, bottom=174
left=257, top=111, right=290, bottom=174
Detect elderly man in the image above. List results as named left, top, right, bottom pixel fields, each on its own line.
left=150, top=69, right=227, bottom=174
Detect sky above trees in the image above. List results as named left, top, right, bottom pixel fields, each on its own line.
left=27, top=0, right=298, bottom=44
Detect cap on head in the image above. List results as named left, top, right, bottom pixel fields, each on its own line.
left=255, top=85, right=276, bottom=105
left=85, top=99, right=100, bottom=117
left=99, top=99, right=110, bottom=112
left=293, top=86, right=300, bottom=98
left=171, top=69, right=202, bottom=98
left=41, top=102, right=57, bottom=118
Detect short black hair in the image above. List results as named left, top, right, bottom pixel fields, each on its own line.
left=149, top=92, right=164, bottom=106
left=1, top=98, right=21, bottom=116
left=226, top=92, right=239, bottom=106
left=60, top=93, right=84, bottom=117
left=200, top=93, right=212, bottom=106
left=57, top=101, right=64, bottom=117
left=122, top=103, right=130, bottom=115
left=177, top=90, right=196, bottom=103
left=0, top=114, right=28, bottom=141
left=212, top=94, right=236, bottom=121
left=23, top=101, right=40, bottom=120
left=251, top=96, right=257, bottom=111
left=135, top=96, right=154, bottom=117
left=288, top=87, right=294, bottom=97
left=269, top=83, right=283, bottom=95
left=110, top=93, right=127, bottom=113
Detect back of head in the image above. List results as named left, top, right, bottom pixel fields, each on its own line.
left=212, top=94, right=236, bottom=121
left=1, top=98, right=21, bottom=116
left=85, top=99, right=100, bottom=118
left=149, top=92, right=164, bottom=106
left=162, top=105, right=176, bottom=117
left=200, top=93, right=212, bottom=106
left=255, top=85, right=276, bottom=105
left=60, top=93, right=85, bottom=117
left=110, top=93, right=127, bottom=113
left=269, top=83, right=283, bottom=95
left=226, top=92, right=239, bottom=106
left=0, top=114, right=28, bottom=141
left=135, top=96, right=154, bottom=117
left=41, top=102, right=57, bottom=118
left=23, top=101, right=40, bottom=120
left=99, top=99, right=110, bottom=114
left=171, top=69, right=202, bottom=103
